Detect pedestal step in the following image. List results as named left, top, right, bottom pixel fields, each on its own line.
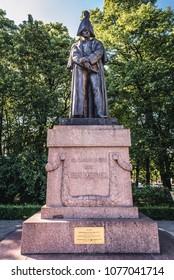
left=21, top=213, right=160, bottom=254
left=41, top=205, right=139, bottom=219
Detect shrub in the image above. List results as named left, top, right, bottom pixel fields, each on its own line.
left=133, top=185, right=173, bottom=206
left=139, top=205, right=174, bottom=220
left=0, top=204, right=41, bottom=220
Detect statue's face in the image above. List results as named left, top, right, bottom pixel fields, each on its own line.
left=82, top=28, right=91, bottom=39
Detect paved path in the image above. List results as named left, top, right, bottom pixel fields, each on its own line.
left=0, top=220, right=174, bottom=260
left=157, top=220, right=174, bottom=237
left=0, top=220, right=23, bottom=241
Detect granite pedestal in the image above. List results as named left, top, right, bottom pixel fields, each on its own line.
left=21, top=122, right=160, bottom=254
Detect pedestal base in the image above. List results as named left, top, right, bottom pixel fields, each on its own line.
left=21, top=213, right=160, bottom=254
left=41, top=205, right=139, bottom=219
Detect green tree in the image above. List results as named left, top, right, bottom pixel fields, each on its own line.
left=91, top=1, right=174, bottom=189
left=0, top=12, right=72, bottom=203
left=0, top=9, right=18, bottom=156
left=11, top=15, right=71, bottom=155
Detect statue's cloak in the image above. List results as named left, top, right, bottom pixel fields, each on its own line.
left=68, top=38, right=109, bottom=118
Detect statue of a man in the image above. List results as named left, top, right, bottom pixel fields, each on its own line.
left=67, top=11, right=109, bottom=118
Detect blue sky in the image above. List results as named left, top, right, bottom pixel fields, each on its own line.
left=0, top=0, right=173, bottom=37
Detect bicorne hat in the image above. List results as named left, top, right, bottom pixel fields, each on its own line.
left=76, top=11, right=95, bottom=37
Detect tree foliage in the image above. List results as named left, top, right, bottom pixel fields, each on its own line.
left=0, top=10, right=72, bottom=203
left=90, top=0, right=174, bottom=188
left=1, top=1, right=174, bottom=204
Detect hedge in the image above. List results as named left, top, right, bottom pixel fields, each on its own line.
left=0, top=204, right=41, bottom=220
left=133, top=186, right=173, bottom=206
left=139, top=205, right=174, bottom=220
left=0, top=204, right=174, bottom=220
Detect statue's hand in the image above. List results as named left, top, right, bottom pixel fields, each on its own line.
left=84, top=62, right=91, bottom=69
left=79, top=57, right=89, bottom=64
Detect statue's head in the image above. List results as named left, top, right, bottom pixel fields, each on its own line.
left=77, top=11, right=95, bottom=38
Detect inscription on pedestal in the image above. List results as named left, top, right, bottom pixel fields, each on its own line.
left=74, top=227, right=104, bottom=244
left=61, top=150, right=133, bottom=207
left=67, top=153, right=109, bottom=197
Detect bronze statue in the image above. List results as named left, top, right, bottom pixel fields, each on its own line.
left=68, top=11, right=109, bottom=118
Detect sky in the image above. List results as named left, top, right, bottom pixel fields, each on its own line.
left=0, top=0, right=174, bottom=37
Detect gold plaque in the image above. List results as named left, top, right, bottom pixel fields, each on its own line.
left=74, top=227, right=104, bottom=244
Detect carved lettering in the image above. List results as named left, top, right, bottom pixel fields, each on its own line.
left=71, top=157, right=107, bottom=163
left=70, top=171, right=107, bottom=179
left=83, top=164, right=93, bottom=170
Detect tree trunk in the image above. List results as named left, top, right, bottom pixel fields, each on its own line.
left=0, top=95, right=5, bottom=156
left=159, top=156, right=172, bottom=190
left=135, top=159, right=140, bottom=188
left=145, top=156, right=151, bottom=185
left=161, top=173, right=171, bottom=190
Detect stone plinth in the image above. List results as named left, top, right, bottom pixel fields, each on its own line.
left=21, top=124, right=160, bottom=254
left=44, top=125, right=135, bottom=211
left=21, top=213, right=160, bottom=254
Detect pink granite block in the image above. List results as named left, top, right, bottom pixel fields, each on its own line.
left=45, top=147, right=133, bottom=207
left=21, top=213, right=160, bottom=254
left=41, top=205, right=139, bottom=219
left=21, top=125, right=160, bottom=254
left=47, top=125, right=131, bottom=147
